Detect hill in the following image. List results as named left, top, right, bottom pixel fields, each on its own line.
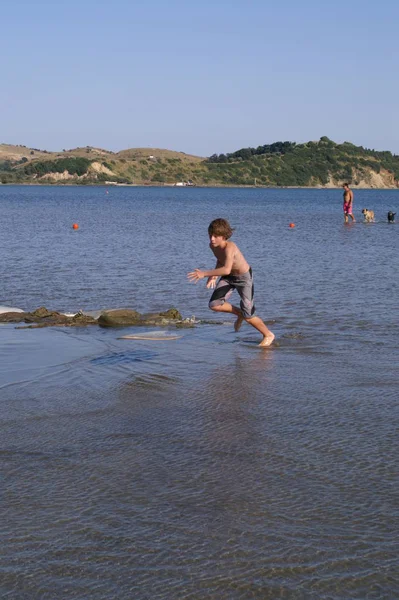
left=1, top=137, right=398, bottom=188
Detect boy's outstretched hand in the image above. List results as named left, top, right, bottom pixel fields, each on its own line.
left=187, top=269, right=205, bottom=283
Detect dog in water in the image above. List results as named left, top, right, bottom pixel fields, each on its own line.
left=362, top=208, right=375, bottom=223
left=388, top=211, right=396, bottom=223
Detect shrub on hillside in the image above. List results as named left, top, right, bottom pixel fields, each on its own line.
left=24, top=157, right=91, bottom=177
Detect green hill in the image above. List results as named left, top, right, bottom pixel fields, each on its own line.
left=1, top=137, right=398, bottom=188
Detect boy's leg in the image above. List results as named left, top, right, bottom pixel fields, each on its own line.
left=208, top=273, right=275, bottom=346
left=236, top=269, right=275, bottom=346
left=234, top=312, right=244, bottom=332
left=209, top=278, right=242, bottom=322
left=245, top=315, right=275, bottom=347
left=212, top=305, right=275, bottom=346
left=210, top=301, right=241, bottom=317
left=209, top=300, right=244, bottom=331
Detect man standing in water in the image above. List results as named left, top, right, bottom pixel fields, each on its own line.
left=343, top=183, right=355, bottom=223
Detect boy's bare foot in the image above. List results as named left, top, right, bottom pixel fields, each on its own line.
left=259, top=332, right=275, bottom=347
left=234, top=315, right=244, bottom=332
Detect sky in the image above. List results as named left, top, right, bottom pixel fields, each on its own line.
left=1, top=0, right=398, bottom=156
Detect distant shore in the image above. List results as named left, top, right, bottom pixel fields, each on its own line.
left=1, top=182, right=399, bottom=190
left=2, top=138, right=399, bottom=189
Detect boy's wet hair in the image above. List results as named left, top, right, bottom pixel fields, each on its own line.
left=208, top=218, right=234, bottom=239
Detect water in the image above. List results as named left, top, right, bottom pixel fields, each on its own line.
left=1, top=185, right=398, bottom=599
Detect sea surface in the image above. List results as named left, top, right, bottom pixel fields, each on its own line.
left=1, top=185, right=398, bottom=599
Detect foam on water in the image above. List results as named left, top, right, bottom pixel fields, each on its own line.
left=0, top=305, right=24, bottom=313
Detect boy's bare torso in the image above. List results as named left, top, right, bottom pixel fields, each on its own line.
left=210, top=240, right=250, bottom=276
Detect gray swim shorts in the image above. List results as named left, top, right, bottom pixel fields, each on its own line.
left=209, top=267, right=255, bottom=319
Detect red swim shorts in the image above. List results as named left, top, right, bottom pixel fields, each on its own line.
left=343, top=203, right=353, bottom=215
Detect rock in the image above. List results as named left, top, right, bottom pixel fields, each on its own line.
left=97, top=309, right=141, bottom=327
left=24, top=306, right=62, bottom=323
left=159, top=308, right=182, bottom=320
left=0, top=312, right=26, bottom=323
left=9, top=306, right=98, bottom=329
left=70, top=312, right=98, bottom=326
left=98, top=307, right=182, bottom=328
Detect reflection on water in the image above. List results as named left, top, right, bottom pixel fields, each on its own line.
left=1, top=187, right=398, bottom=599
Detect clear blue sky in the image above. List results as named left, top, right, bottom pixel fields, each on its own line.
left=1, top=0, right=398, bottom=156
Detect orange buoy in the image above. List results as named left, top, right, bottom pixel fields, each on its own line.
left=72, top=223, right=79, bottom=230
left=289, top=223, right=295, bottom=228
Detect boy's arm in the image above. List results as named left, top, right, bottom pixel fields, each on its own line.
left=206, top=261, right=220, bottom=289
left=188, top=247, right=234, bottom=282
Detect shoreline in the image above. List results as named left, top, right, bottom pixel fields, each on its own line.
left=1, top=182, right=399, bottom=190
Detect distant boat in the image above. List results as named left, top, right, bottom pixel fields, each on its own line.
left=174, top=181, right=195, bottom=187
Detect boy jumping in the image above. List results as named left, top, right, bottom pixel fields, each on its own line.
left=187, top=218, right=275, bottom=347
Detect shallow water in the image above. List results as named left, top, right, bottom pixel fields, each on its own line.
left=1, top=186, right=398, bottom=599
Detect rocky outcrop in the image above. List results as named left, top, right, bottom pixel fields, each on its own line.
left=39, top=170, right=76, bottom=181
left=0, top=306, right=194, bottom=329
left=351, top=168, right=397, bottom=189
left=0, top=307, right=98, bottom=328
left=89, top=161, right=115, bottom=176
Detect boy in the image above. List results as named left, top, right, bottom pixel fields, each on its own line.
left=187, top=218, right=275, bottom=347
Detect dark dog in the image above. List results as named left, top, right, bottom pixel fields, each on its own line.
left=388, top=211, right=396, bottom=223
